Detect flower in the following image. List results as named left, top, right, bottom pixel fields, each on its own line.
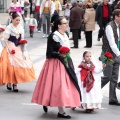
left=103, top=52, right=113, bottom=62
left=0, top=27, right=5, bottom=33
left=58, top=46, right=70, bottom=67
left=11, top=49, right=15, bottom=54
left=18, top=39, right=28, bottom=44
left=58, top=46, right=70, bottom=54
left=102, top=52, right=113, bottom=71
left=104, top=52, right=113, bottom=59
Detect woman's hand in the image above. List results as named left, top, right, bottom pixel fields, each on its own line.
left=60, top=53, right=66, bottom=57
left=102, top=63, right=106, bottom=68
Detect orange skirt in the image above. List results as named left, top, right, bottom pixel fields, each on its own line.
left=1, top=46, right=35, bottom=84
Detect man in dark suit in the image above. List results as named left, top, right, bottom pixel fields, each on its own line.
left=69, top=0, right=83, bottom=48
left=96, top=0, right=112, bottom=41
left=29, top=0, right=33, bottom=14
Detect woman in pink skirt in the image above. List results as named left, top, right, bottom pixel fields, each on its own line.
left=31, top=17, right=81, bottom=119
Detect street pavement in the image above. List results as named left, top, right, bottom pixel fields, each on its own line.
left=0, top=13, right=120, bottom=120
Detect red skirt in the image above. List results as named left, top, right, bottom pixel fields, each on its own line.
left=32, top=58, right=80, bottom=107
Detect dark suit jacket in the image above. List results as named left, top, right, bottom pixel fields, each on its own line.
left=69, top=6, right=83, bottom=29
left=95, top=3, right=112, bottom=26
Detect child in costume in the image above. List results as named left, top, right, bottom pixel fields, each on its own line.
left=28, top=13, right=37, bottom=37
left=76, top=50, right=102, bottom=112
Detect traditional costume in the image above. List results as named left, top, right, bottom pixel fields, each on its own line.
left=76, top=55, right=102, bottom=109
left=9, top=2, right=25, bottom=29
left=1, top=23, right=35, bottom=84
left=32, top=31, right=81, bottom=107
left=28, top=17, right=37, bottom=37
left=0, top=24, right=4, bottom=85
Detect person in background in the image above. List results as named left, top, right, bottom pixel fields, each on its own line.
left=78, top=1, right=84, bottom=40
left=114, top=1, right=120, bottom=9
left=64, top=0, right=71, bottom=20
left=69, top=0, right=83, bottom=48
left=10, top=0, right=25, bottom=30
left=6, top=12, right=13, bottom=26
left=33, top=0, right=42, bottom=32
left=40, top=0, right=55, bottom=37
left=52, top=0, right=62, bottom=15
left=96, top=0, right=112, bottom=41
left=93, top=0, right=99, bottom=10
left=50, top=10, right=59, bottom=32
left=84, top=3, right=95, bottom=48
left=28, top=13, right=37, bottom=37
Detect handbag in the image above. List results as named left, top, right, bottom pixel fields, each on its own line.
left=81, top=23, right=85, bottom=31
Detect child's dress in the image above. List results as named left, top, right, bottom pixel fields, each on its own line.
left=76, top=60, right=102, bottom=109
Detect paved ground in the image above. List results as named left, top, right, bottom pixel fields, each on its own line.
left=0, top=13, right=120, bottom=120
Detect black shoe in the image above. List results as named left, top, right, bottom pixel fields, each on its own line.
left=57, top=112, right=71, bottom=119
left=7, top=84, right=12, bottom=91
left=71, top=46, right=78, bottom=48
left=12, top=84, right=18, bottom=92
left=86, top=109, right=92, bottom=113
left=117, top=82, right=120, bottom=90
left=109, top=102, right=120, bottom=106
left=84, top=46, right=91, bottom=48
left=71, top=107, right=76, bottom=110
left=98, top=57, right=102, bottom=61
left=43, top=106, right=48, bottom=113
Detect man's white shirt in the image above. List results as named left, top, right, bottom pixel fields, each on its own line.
left=105, top=23, right=120, bottom=56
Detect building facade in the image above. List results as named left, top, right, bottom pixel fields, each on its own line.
left=0, top=0, right=12, bottom=13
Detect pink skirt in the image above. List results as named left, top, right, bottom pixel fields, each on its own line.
left=32, top=58, right=80, bottom=107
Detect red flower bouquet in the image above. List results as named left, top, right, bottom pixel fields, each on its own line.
left=0, top=27, right=5, bottom=33
left=58, top=46, right=70, bottom=54
left=58, top=46, right=70, bottom=67
left=11, top=49, right=15, bottom=54
left=103, top=52, right=113, bottom=62
left=18, top=39, right=28, bottom=44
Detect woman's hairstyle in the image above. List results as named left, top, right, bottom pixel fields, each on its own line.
left=52, top=16, right=66, bottom=33
left=114, top=1, right=120, bottom=9
left=112, top=9, right=120, bottom=20
left=12, top=12, right=20, bottom=19
left=86, top=3, right=93, bottom=8
left=83, top=51, right=91, bottom=58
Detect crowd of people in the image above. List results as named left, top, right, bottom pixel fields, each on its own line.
left=0, top=0, right=120, bottom=119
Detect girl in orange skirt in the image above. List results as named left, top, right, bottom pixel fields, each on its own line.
left=0, top=24, right=5, bottom=85
left=1, top=12, right=35, bottom=92
left=31, top=17, right=81, bottom=119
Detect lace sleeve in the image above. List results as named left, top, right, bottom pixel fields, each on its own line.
left=4, top=26, right=11, bottom=40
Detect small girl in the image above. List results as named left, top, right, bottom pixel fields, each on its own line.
left=28, top=13, right=37, bottom=37
left=76, top=51, right=102, bottom=112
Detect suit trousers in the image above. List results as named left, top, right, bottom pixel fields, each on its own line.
left=98, top=18, right=109, bottom=39
left=34, top=11, right=42, bottom=31
left=85, top=31, right=92, bottom=47
left=72, top=29, right=79, bottom=47
left=42, top=13, right=50, bottom=35
left=101, top=57, right=120, bottom=102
